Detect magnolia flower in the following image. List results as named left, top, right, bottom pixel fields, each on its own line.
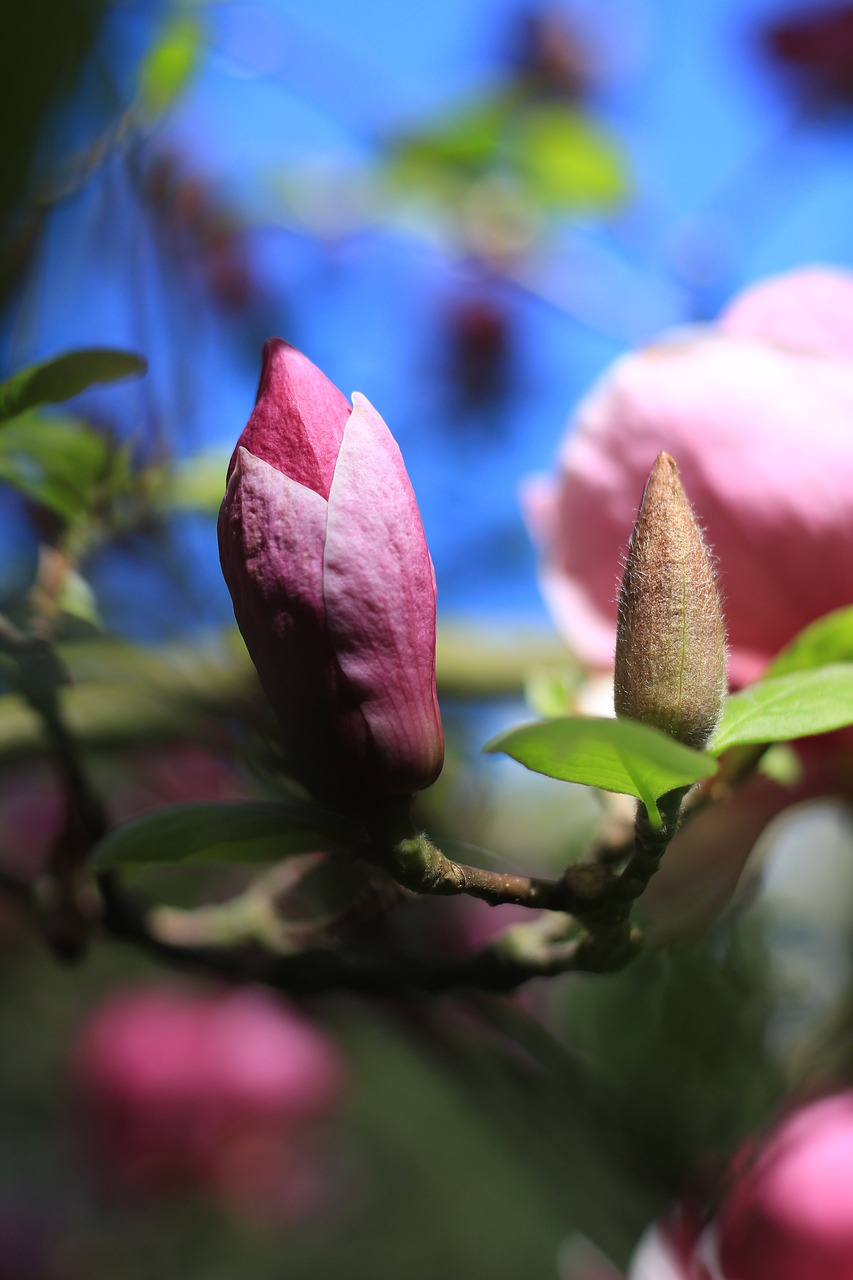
left=218, top=340, right=444, bottom=807
left=524, top=266, right=853, bottom=688
left=629, top=1093, right=853, bottom=1280
left=72, top=985, right=346, bottom=1221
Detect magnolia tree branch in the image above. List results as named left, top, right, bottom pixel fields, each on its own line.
left=0, top=615, right=107, bottom=957
left=95, top=871, right=641, bottom=993
left=0, top=776, right=683, bottom=994
left=0, top=611, right=692, bottom=994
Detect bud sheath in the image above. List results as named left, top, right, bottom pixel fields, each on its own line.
left=614, top=452, right=726, bottom=748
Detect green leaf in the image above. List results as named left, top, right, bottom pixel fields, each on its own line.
left=161, top=450, right=229, bottom=513
left=138, top=15, right=203, bottom=117
left=0, top=349, right=146, bottom=422
left=484, top=715, right=716, bottom=825
left=0, top=413, right=109, bottom=519
left=390, top=93, right=513, bottom=181
left=509, top=105, right=628, bottom=211
left=91, top=801, right=362, bottom=871
left=523, top=669, right=578, bottom=719
left=712, top=664, right=853, bottom=754
left=767, top=607, right=853, bottom=678
left=57, top=568, right=101, bottom=628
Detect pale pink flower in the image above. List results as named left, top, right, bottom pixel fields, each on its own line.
left=525, top=267, right=853, bottom=688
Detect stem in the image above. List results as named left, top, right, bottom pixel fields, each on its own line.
left=95, top=871, right=637, bottom=994
left=613, top=788, right=687, bottom=911
left=0, top=615, right=106, bottom=957
left=371, top=826, right=616, bottom=914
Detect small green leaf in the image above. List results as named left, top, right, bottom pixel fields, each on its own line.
left=138, top=15, right=203, bottom=117
left=524, top=669, right=578, bottom=719
left=712, top=664, right=853, bottom=754
left=484, top=715, right=716, bottom=824
left=162, top=450, right=229, bottom=513
left=57, top=569, right=101, bottom=628
left=0, top=413, right=109, bottom=519
left=0, top=349, right=147, bottom=422
left=509, top=105, right=628, bottom=211
left=390, top=92, right=513, bottom=181
left=91, top=801, right=362, bottom=870
left=767, top=607, right=853, bottom=678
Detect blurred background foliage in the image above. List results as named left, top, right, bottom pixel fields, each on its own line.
left=4, top=1, right=853, bottom=1277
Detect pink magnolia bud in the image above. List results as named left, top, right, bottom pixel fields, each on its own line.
left=218, top=340, right=444, bottom=806
left=715, top=1093, right=853, bottom=1280
left=628, top=1092, right=853, bottom=1280
left=72, top=985, right=346, bottom=1221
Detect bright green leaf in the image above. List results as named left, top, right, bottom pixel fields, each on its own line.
left=57, top=569, right=101, bottom=628
left=484, top=715, right=716, bottom=825
left=767, top=607, right=853, bottom=678
left=91, top=801, right=362, bottom=871
left=138, top=15, right=203, bottom=117
left=0, top=349, right=146, bottom=422
left=0, top=412, right=109, bottom=519
left=712, top=664, right=853, bottom=754
left=524, top=669, right=578, bottom=719
left=390, top=93, right=513, bottom=180
left=509, top=105, right=628, bottom=211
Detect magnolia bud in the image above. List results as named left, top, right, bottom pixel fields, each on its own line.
left=218, top=340, right=444, bottom=806
left=614, top=451, right=726, bottom=749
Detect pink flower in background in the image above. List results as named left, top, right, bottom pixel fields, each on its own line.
left=218, top=339, right=444, bottom=807
left=0, top=745, right=248, bottom=883
left=72, top=985, right=346, bottom=1223
left=629, top=1092, right=853, bottom=1280
left=524, top=267, right=853, bottom=688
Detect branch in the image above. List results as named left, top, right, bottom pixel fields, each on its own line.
left=0, top=615, right=106, bottom=956
left=96, top=872, right=640, bottom=994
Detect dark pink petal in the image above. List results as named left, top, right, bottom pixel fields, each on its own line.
left=230, top=339, right=351, bottom=499
left=717, top=1094, right=853, bottom=1280
left=323, top=395, right=444, bottom=795
left=218, top=447, right=349, bottom=795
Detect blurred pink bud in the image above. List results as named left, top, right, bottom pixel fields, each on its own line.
left=218, top=340, right=444, bottom=806
left=72, top=985, right=346, bottom=1221
left=763, top=7, right=853, bottom=108
left=524, top=267, right=853, bottom=689
left=629, top=1092, right=853, bottom=1280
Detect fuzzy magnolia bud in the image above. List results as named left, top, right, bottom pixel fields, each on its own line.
left=614, top=451, right=726, bottom=749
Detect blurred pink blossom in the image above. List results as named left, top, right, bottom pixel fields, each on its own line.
left=72, top=984, right=346, bottom=1223
left=524, top=267, right=853, bottom=688
left=0, top=744, right=248, bottom=883
left=629, top=1092, right=853, bottom=1280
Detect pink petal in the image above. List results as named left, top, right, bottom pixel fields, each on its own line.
left=627, top=1225, right=692, bottom=1280
left=721, top=266, right=853, bottom=361
left=323, top=394, right=443, bottom=795
left=230, top=339, right=351, bottom=499
left=218, top=447, right=347, bottom=792
left=519, top=472, right=558, bottom=549
left=717, top=1094, right=853, bottom=1280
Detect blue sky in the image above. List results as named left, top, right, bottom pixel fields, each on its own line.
left=7, top=0, right=853, bottom=637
